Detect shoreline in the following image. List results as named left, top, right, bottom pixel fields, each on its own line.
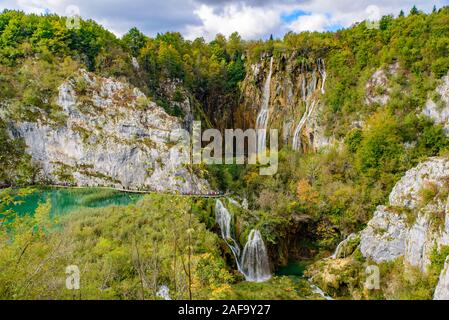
left=1, top=184, right=226, bottom=198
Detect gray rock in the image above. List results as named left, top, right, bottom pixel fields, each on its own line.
left=364, top=62, right=399, bottom=106
left=360, top=206, right=408, bottom=263
left=389, top=157, right=449, bottom=209
left=361, top=158, right=449, bottom=273
left=9, top=69, right=209, bottom=193
left=422, top=71, right=449, bottom=132
left=434, top=256, right=449, bottom=300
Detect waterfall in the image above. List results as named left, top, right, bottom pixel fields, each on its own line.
left=308, top=70, right=317, bottom=97
left=308, top=279, right=333, bottom=300
left=330, top=233, right=358, bottom=259
left=215, top=200, right=271, bottom=282
left=256, top=56, right=274, bottom=153
left=215, top=199, right=241, bottom=265
left=317, top=58, right=327, bottom=94
left=301, top=76, right=306, bottom=102
left=156, top=285, right=171, bottom=300
left=289, top=58, right=326, bottom=150
left=292, top=100, right=317, bottom=151
left=240, top=230, right=272, bottom=282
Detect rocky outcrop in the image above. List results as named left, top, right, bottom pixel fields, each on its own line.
left=422, top=71, right=449, bottom=132
left=365, top=62, right=399, bottom=106
left=7, top=69, right=208, bottom=193
left=158, top=78, right=194, bottom=132
left=357, top=157, right=449, bottom=300
left=434, top=256, right=449, bottom=300
left=236, top=53, right=331, bottom=152
left=388, top=157, right=449, bottom=209
left=360, top=206, right=408, bottom=263
left=360, top=158, right=449, bottom=272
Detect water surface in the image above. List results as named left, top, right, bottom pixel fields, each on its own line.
left=4, top=187, right=143, bottom=217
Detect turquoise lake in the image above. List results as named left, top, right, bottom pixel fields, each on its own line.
left=3, top=187, right=143, bottom=217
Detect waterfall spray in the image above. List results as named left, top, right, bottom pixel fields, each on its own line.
left=256, top=56, right=274, bottom=153
left=215, top=200, right=271, bottom=282
left=317, top=58, right=327, bottom=94
left=292, top=100, right=317, bottom=151
left=240, top=230, right=272, bottom=282
left=215, top=199, right=241, bottom=266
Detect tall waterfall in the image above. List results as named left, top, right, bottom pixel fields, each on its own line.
left=292, top=100, right=317, bottom=151
left=317, top=58, right=327, bottom=94
left=290, top=58, right=326, bottom=151
left=240, top=230, right=272, bottom=282
left=256, top=56, right=274, bottom=153
left=215, top=199, right=241, bottom=265
left=215, top=199, right=271, bottom=282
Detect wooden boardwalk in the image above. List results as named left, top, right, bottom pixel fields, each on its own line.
left=42, top=185, right=227, bottom=198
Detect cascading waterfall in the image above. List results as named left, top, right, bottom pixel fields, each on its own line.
left=308, top=279, right=333, bottom=300
left=215, top=199, right=241, bottom=266
left=290, top=58, right=326, bottom=151
left=215, top=199, right=271, bottom=282
left=156, top=285, right=172, bottom=300
left=240, top=230, right=272, bottom=282
left=256, top=56, right=274, bottom=153
left=291, top=100, right=317, bottom=151
left=317, top=58, right=327, bottom=94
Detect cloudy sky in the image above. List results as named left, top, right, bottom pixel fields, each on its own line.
left=1, top=0, right=447, bottom=40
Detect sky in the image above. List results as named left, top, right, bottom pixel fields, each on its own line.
left=0, top=0, right=448, bottom=41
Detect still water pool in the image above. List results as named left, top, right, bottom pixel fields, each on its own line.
left=4, top=187, right=143, bottom=217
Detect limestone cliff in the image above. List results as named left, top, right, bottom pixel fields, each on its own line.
left=236, top=53, right=330, bottom=152
left=7, top=70, right=208, bottom=193
left=357, top=157, right=449, bottom=299
left=360, top=157, right=449, bottom=273
left=307, top=157, right=449, bottom=299
left=422, top=71, right=449, bottom=132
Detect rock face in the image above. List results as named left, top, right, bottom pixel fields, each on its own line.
left=8, top=69, right=208, bottom=193
left=359, top=157, right=449, bottom=298
left=361, top=158, right=449, bottom=270
left=236, top=53, right=331, bottom=152
left=422, top=71, right=449, bottom=132
left=360, top=206, right=408, bottom=263
left=365, top=62, right=399, bottom=106
left=434, top=256, right=449, bottom=300
left=389, top=157, right=449, bottom=209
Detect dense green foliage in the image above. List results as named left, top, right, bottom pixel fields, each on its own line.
left=208, top=7, right=449, bottom=255
left=0, top=192, right=236, bottom=299
left=1, top=7, right=449, bottom=300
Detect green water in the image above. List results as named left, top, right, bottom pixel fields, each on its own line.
left=3, top=187, right=143, bottom=217
left=276, top=260, right=308, bottom=276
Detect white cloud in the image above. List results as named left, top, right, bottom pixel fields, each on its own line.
left=0, top=0, right=447, bottom=40
left=288, top=13, right=329, bottom=32
left=287, top=0, right=447, bottom=32
left=185, top=3, right=282, bottom=41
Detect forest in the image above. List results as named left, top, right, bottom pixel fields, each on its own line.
left=1, top=5, right=449, bottom=299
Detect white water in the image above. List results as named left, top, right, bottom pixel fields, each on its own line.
left=330, top=233, right=358, bottom=259
left=215, top=199, right=241, bottom=265
left=330, top=238, right=346, bottom=259
left=308, top=279, right=333, bottom=300
left=256, top=56, right=274, bottom=153
left=215, top=200, right=271, bottom=282
left=317, top=58, right=327, bottom=94
left=291, top=100, right=317, bottom=151
left=156, top=285, right=172, bottom=300
left=240, top=230, right=272, bottom=282
left=290, top=58, right=326, bottom=150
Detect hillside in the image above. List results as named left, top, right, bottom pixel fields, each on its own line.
left=1, top=7, right=449, bottom=300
